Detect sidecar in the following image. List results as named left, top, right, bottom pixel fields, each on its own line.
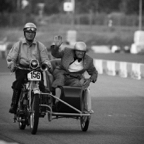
left=41, top=59, right=91, bottom=132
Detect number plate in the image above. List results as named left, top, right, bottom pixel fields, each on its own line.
left=27, top=71, right=41, bottom=81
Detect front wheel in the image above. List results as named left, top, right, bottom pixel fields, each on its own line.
left=30, top=94, right=39, bottom=134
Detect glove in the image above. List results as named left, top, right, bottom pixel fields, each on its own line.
left=53, top=35, right=62, bottom=46
left=7, top=61, right=16, bottom=72
left=47, top=61, right=52, bottom=71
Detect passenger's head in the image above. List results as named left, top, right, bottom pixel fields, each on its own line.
left=74, top=42, right=87, bottom=59
left=23, top=22, right=37, bottom=42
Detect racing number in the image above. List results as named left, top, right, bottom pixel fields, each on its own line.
left=31, top=71, right=40, bottom=80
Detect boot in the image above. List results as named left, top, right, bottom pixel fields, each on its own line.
left=9, top=90, right=20, bottom=114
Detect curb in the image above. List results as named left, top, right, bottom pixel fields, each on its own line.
left=94, top=59, right=144, bottom=80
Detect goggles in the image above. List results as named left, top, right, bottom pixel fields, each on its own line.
left=24, top=27, right=36, bottom=32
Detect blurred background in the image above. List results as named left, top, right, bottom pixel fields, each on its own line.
left=0, top=0, right=144, bottom=60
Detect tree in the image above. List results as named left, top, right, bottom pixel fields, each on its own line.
left=0, top=0, right=16, bottom=13
left=44, top=0, right=63, bottom=15
left=75, top=0, right=122, bottom=14
left=126, top=0, right=139, bottom=15
left=0, top=0, right=143, bottom=15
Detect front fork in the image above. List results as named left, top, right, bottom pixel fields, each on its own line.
left=28, top=81, right=40, bottom=110
left=31, top=81, right=41, bottom=94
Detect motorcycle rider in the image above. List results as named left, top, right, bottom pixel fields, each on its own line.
left=50, top=36, right=98, bottom=113
left=7, top=22, right=52, bottom=114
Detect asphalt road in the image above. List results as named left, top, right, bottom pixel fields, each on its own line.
left=0, top=71, right=144, bottom=144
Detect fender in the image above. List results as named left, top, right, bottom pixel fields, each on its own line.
left=33, top=88, right=40, bottom=94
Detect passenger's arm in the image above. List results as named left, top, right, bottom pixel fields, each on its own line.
left=50, top=35, right=64, bottom=58
left=87, top=59, right=98, bottom=83
left=50, top=44, right=65, bottom=58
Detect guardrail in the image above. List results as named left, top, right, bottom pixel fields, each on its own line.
left=94, top=59, right=144, bottom=80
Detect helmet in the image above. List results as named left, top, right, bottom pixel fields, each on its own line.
left=23, top=22, right=37, bottom=32
left=74, top=42, right=87, bottom=52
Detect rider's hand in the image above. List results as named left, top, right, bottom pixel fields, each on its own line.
left=7, top=61, right=16, bottom=72
left=53, top=35, right=62, bottom=46
left=43, top=62, right=53, bottom=72
left=47, top=61, right=52, bottom=71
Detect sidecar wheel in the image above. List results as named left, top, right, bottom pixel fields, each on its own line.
left=80, top=116, right=90, bottom=132
left=30, top=94, right=39, bottom=135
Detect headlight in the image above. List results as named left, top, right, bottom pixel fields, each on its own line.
left=30, top=59, right=39, bottom=69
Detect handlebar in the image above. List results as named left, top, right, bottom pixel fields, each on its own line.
left=14, top=64, right=52, bottom=73
left=15, top=66, right=31, bottom=71
left=15, top=65, right=44, bottom=71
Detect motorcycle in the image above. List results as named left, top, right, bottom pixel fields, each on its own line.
left=14, top=59, right=92, bottom=135
left=14, top=59, right=50, bottom=134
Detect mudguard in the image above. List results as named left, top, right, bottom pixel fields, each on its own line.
left=33, top=88, right=40, bottom=94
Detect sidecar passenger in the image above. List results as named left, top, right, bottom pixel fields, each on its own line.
left=44, top=59, right=92, bottom=113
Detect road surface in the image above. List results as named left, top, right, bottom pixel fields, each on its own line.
left=0, top=72, right=144, bottom=144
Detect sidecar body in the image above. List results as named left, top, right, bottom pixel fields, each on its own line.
left=41, top=59, right=91, bottom=131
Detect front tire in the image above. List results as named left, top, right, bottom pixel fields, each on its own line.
left=30, top=94, right=39, bottom=134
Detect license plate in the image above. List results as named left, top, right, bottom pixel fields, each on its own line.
left=27, top=71, right=41, bottom=81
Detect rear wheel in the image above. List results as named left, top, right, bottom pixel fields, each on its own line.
left=18, top=117, right=26, bottom=130
left=30, top=94, right=39, bottom=134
